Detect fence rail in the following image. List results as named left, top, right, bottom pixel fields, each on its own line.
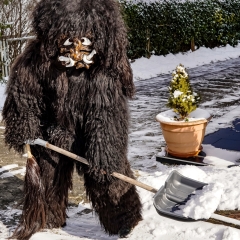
left=0, top=36, right=35, bottom=82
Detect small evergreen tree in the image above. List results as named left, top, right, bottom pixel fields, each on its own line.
left=167, top=64, right=201, bottom=121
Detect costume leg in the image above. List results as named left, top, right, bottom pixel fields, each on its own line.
left=84, top=159, right=142, bottom=236
left=11, top=148, right=74, bottom=240
left=41, top=153, right=74, bottom=228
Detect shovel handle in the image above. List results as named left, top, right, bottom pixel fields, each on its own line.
left=25, top=144, right=33, bottom=158
left=111, top=172, right=158, bottom=194
left=211, top=213, right=240, bottom=227
left=31, top=138, right=158, bottom=194
left=46, top=142, right=90, bottom=166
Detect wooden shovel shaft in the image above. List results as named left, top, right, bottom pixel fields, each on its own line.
left=25, top=144, right=33, bottom=158
left=46, top=143, right=90, bottom=166
left=46, top=142, right=158, bottom=194
left=111, top=172, right=157, bottom=193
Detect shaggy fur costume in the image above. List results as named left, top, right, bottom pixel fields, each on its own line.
left=2, top=0, right=142, bottom=239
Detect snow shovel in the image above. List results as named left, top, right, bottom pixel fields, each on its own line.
left=26, top=138, right=240, bottom=228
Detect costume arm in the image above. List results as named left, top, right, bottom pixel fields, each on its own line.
left=2, top=41, right=43, bottom=153
left=119, top=54, right=135, bottom=99
left=83, top=72, right=130, bottom=182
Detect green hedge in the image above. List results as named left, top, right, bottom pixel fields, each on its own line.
left=119, top=0, right=240, bottom=59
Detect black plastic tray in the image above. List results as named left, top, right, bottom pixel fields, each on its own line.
left=156, top=151, right=208, bottom=166
left=153, top=170, right=207, bottom=220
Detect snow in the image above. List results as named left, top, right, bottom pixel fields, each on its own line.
left=176, top=182, right=224, bottom=220
left=0, top=84, right=6, bottom=113
left=1, top=44, right=240, bottom=239
left=173, top=89, right=183, bottom=98
left=0, top=167, right=26, bottom=178
left=0, top=164, right=26, bottom=179
left=0, top=164, right=18, bottom=173
left=131, top=44, right=240, bottom=81
left=156, top=108, right=211, bottom=122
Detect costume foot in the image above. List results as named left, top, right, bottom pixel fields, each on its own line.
left=118, top=227, right=132, bottom=238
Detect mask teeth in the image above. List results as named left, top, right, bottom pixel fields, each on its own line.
left=86, top=49, right=97, bottom=61
left=66, top=57, right=76, bottom=67
left=58, top=56, right=76, bottom=67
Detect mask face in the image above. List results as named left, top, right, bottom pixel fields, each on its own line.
left=58, top=35, right=96, bottom=69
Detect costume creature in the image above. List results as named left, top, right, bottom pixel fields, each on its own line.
left=2, top=0, right=142, bottom=239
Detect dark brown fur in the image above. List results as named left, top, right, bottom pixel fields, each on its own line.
left=3, top=0, right=142, bottom=239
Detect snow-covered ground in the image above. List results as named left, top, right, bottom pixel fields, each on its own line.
left=1, top=44, right=240, bottom=240
left=131, top=44, right=240, bottom=81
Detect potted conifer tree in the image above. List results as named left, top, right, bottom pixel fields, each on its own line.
left=156, top=64, right=211, bottom=158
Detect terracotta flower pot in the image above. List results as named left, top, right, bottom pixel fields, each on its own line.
left=156, top=109, right=211, bottom=158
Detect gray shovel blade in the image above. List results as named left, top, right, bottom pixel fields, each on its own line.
left=153, top=170, right=207, bottom=220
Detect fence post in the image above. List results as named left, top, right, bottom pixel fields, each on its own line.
left=0, top=38, right=10, bottom=81
left=146, top=28, right=151, bottom=58
left=191, top=37, right=195, bottom=52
